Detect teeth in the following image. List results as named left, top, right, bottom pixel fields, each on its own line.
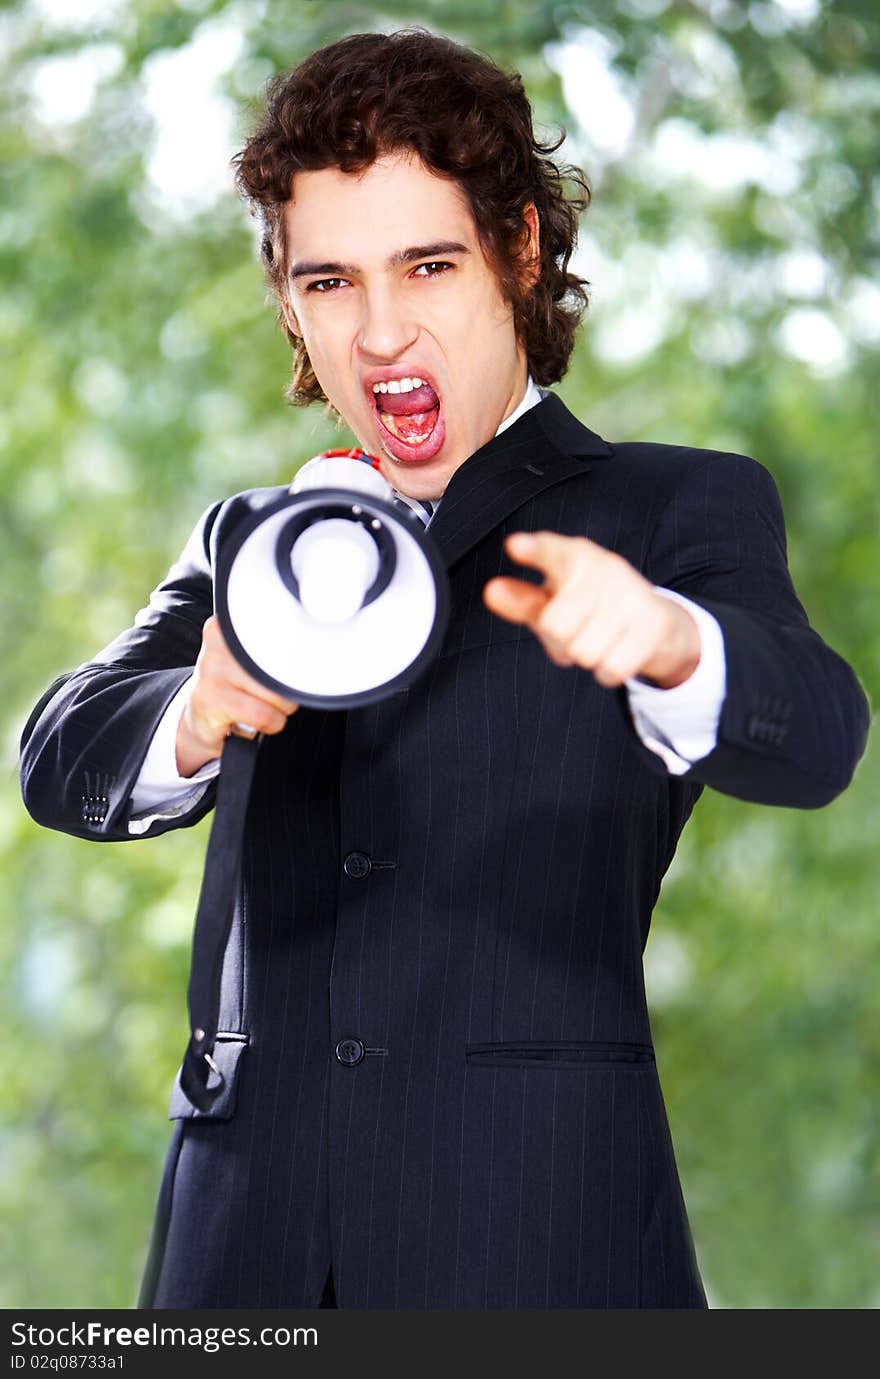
left=371, top=376, right=427, bottom=394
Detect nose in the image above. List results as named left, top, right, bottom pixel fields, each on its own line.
left=357, top=282, right=418, bottom=361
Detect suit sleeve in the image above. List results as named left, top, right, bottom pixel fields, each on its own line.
left=616, top=451, right=872, bottom=807
left=19, top=500, right=223, bottom=842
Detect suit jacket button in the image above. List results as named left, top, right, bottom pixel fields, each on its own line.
left=343, top=851, right=372, bottom=879
left=335, top=1038, right=365, bottom=1066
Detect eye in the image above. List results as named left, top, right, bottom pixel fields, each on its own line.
left=306, top=278, right=348, bottom=293
left=411, top=261, right=453, bottom=278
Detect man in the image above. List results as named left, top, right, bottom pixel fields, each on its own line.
left=20, top=31, right=869, bottom=1309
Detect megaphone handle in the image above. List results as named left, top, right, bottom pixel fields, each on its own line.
left=179, top=730, right=262, bottom=1112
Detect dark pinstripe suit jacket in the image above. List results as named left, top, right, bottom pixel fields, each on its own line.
left=20, top=394, right=870, bottom=1309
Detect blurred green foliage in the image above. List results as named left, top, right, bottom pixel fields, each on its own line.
left=2, top=0, right=877, bottom=1309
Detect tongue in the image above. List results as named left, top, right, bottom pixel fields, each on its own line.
left=378, top=383, right=439, bottom=416
left=387, top=411, right=436, bottom=443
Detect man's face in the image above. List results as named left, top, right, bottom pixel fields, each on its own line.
left=281, top=152, right=533, bottom=499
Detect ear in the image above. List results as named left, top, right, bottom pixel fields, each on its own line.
left=518, top=203, right=541, bottom=290
left=280, top=293, right=302, bottom=339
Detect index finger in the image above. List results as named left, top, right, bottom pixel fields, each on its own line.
left=232, top=664, right=300, bottom=716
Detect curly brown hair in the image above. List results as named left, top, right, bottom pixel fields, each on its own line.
left=233, top=29, right=591, bottom=405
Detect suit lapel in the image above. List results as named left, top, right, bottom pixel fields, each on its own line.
left=426, top=393, right=613, bottom=570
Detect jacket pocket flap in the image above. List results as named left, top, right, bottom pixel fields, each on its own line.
left=465, top=1040, right=655, bottom=1069
left=168, top=1034, right=249, bottom=1120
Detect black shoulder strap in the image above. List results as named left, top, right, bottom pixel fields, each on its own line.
left=179, top=731, right=261, bottom=1112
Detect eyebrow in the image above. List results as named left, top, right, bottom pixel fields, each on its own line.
left=289, top=240, right=470, bottom=280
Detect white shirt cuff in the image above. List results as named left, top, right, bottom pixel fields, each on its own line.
left=624, top=589, right=726, bottom=775
left=127, top=676, right=221, bottom=834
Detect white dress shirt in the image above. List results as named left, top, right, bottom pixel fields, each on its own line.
left=128, top=380, right=726, bottom=832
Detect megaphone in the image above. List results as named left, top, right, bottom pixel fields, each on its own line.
left=181, top=446, right=452, bottom=1113
left=215, top=448, right=450, bottom=708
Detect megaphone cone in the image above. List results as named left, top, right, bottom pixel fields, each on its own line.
left=215, top=451, right=449, bottom=708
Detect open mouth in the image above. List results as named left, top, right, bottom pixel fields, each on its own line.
left=371, top=377, right=445, bottom=463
